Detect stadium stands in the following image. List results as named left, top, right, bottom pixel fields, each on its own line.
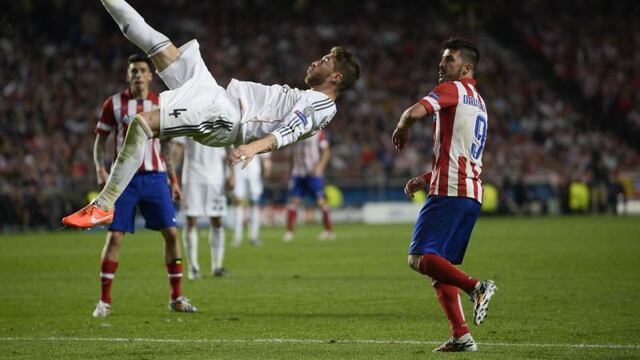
left=1, top=0, right=637, bottom=231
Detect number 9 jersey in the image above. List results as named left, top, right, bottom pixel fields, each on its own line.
left=418, top=78, right=487, bottom=203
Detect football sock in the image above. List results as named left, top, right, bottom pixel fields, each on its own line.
left=100, top=259, right=119, bottom=304
left=209, top=227, right=224, bottom=271
left=183, top=225, right=199, bottom=273
left=95, top=115, right=151, bottom=209
left=286, top=205, right=297, bottom=232
left=166, top=259, right=183, bottom=300
left=321, top=204, right=332, bottom=231
left=434, top=282, right=470, bottom=338
left=233, top=206, right=244, bottom=243
left=100, top=0, right=171, bottom=56
left=419, top=254, right=478, bottom=294
left=249, top=205, right=260, bottom=241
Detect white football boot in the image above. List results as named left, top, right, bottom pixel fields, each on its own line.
left=471, top=280, right=497, bottom=325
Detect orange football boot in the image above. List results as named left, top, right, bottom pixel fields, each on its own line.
left=62, top=203, right=114, bottom=228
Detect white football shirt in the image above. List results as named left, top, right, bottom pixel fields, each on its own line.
left=226, top=79, right=337, bottom=149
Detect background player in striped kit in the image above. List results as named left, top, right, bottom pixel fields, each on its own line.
left=231, top=153, right=271, bottom=247
left=92, top=54, right=196, bottom=318
left=283, top=130, right=334, bottom=242
left=173, top=137, right=231, bottom=278
left=62, top=0, right=359, bottom=229
left=392, top=38, right=496, bottom=352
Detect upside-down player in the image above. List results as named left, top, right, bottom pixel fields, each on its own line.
left=392, top=37, right=497, bottom=352
left=62, top=0, right=359, bottom=228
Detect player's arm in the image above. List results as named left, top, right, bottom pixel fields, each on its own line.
left=393, top=83, right=458, bottom=151
left=392, top=103, right=428, bottom=151
left=315, top=135, right=330, bottom=177
left=94, top=133, right=109, bottom=187
left=162, top=139, right=182, bottom=201
left=95, top=97, right=115, bottom=187
left=228, top=133, right=279, bottom=168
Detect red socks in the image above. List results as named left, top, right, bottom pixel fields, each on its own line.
left=286, top=206, right=297, bottom=232
left=167, top=259, right=183, bottom=300
left=321, top=205, right=332, bottom=232
left=419, top=254, right=478, bottom=294
left=434, top=282, right=469, bottom=338
left=100, top=260, right=119, bottom=304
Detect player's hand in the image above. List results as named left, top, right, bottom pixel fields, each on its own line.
left=228, top=145, right=255, bottom=168
left=404, top=176, right=426, bottom=199
left=97, top=167, right=109, bottom=188
left=171, top=182, right=182, bottom=202
left=313, top=165, right=324, bottom=177
left=392, top=126, right=410, bottom=151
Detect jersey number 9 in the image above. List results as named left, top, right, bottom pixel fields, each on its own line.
left=470, top=114, right=487, bottom=160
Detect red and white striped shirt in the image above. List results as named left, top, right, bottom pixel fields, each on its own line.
left=418, top=78, right=488, bottom=203
left=291, top=130, right=329, bottom=177
left=95, top=89, right=165, bottom=173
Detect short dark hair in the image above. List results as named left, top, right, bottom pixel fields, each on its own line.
left=127, top=53, right=153, bottom=70
left=330, top=46, right=360, bottom=92
left=441, top=37, right=479, bottom=75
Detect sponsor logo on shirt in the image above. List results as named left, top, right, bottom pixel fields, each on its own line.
left=294, top=110, right=309, bottom=126
left=428, top=91, right=440, bottom=100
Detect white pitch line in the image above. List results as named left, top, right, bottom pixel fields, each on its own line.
left=0, top=337, right=638, bottom=350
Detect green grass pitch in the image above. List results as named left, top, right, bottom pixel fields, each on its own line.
left=1, top=216, right=639, bottom=359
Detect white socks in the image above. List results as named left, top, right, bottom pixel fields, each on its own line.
left=233, top=206, right=244, bottom=244
left=209, top=227, right=225, bottom=271
left=101, top=0, right=171, bottom=56
left=183, top=225, right=199, bottom=273
left=249, top=205, right=260, bottom=241
left=95, top=115, right=150, bottom=209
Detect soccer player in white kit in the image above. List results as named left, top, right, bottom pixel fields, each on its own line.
left=63, top=0, right=360, bottom=228
left=174, top=137, right=231, bottom=279
left=231, top=153, right=272, bottom=247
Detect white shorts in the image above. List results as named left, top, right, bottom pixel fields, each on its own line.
left=233, top=164, right=263, bottom=202
left=158, top=40, right=241, bottom=147
left=181, top=182, right=227, bottom=217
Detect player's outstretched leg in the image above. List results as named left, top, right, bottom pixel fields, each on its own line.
left=101, top=0, right=169, bottom=57
left=101, top=0, right=180, bottom=72
left=62, top=113, right=155, bottom=227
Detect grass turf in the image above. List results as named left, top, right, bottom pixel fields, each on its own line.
left=1, top=216, right=639, bottom=359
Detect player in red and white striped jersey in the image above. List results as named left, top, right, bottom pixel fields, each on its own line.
left=284, top=130, right=334, bottom=241
left=92, top=54, right=196, bottom=318
left=392, top=38, right=496, bottom=352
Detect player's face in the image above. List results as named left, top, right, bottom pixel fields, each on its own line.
left=304, top=54, right=335, bottom=87
left=127, top=61, right=152, bottom=95
left=438, top=49, right=464, bottom=83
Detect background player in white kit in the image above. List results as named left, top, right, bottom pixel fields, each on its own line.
left=174, top=137, right=231, bottom=279
left=284, top=130, right=334, bottom=241
left=232, top=153, right=272, bottom=247
left=63, top=0, right=360, bottom=228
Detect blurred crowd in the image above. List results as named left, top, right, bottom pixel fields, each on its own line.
left=1, top=0, right=638, bottom=231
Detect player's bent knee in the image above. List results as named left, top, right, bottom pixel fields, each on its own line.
left=130, top=114, right=154, bottom=139
left=408, top=254, right=422, bottom=273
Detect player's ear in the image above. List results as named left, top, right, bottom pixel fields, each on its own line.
left=330, top=72, right=343, bottom=86
left=463, top=63, right=473, bottom=76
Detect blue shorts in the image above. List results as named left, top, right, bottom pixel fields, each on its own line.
left=109, top=172, right=177, bottom=233
left=289, top=176, right=325, bottom=199
left=408, top=195, right=481, bottom=265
